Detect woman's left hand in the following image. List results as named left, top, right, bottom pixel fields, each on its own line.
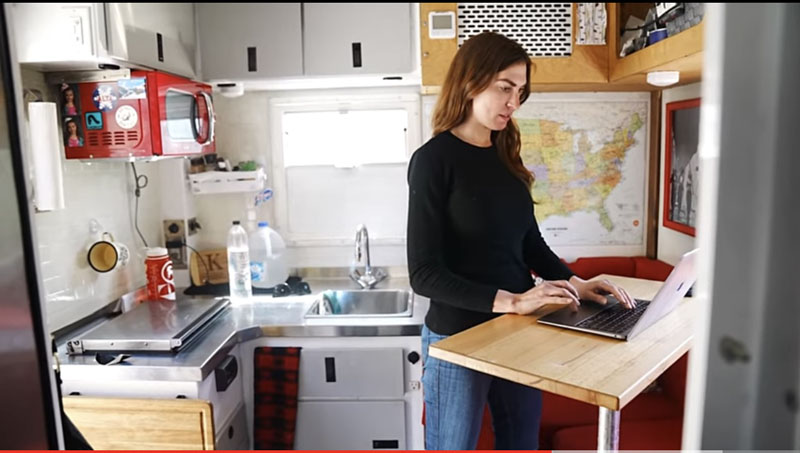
left=568, top=275, right=637, bottom=309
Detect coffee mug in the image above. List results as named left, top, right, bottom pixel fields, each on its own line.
left=87, top=233, right=130, bottom=273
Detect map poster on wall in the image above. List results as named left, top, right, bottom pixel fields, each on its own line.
left=515, top=93, right=649, bottom=252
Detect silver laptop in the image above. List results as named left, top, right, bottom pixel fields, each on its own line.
left=537, top=249, right=698, bottom=341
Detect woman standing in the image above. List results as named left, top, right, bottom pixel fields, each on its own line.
left=406, top=32, right=635, bottom=449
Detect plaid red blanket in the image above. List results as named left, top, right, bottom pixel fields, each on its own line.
left=253, top=347, right=301, bottom=450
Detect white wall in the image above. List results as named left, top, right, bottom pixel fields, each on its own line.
left=195, top=87, right=420, bottom=269
left=193, top=91, right=275, bottom=253
left=21, top=68, right=164, bottom=332
left=658, top=82, right=701, bottom=264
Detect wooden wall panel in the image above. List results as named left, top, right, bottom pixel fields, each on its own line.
left=420, top=3, right=459, bottom=88
left=420, top=3, right=613, bottom=90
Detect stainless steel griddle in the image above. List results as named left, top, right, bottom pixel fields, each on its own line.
left=66, top=296, right=230, bottom=354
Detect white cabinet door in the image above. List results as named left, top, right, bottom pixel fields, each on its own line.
left=198, top=345, right=244, bottom=428
left=295, top=401, right=406, bottom=450
left=302, top=3, right=413, bottom=76
left=106, top=3, right=197, bottom=79
left=298, top=348, right=404, bottom=399
left=197, top=3, right=303, bottom=81
left=215, top=403, right=250, bottom=450
left=8, top=3, right=108, bottom=68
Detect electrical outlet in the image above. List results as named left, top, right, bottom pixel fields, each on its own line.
left=409, top=380, right=421, bottom=391
left=164, top=219, right=187, bottom=269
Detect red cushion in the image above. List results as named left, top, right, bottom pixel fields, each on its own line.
left=633, top=257, right=674, bottom=281
left=551, top=417, right=683, bottom=450
left=539, top=389, right=682, bottom=448
left=566, top=257, right=636, bottom=279
left=476, top=405, right=494, bottom=449
left=660, top=353, right=689, bottom=404
left=563, top=256, right=674, bottom=281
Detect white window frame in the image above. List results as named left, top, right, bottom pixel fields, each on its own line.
left=269, top=91, right=421, bottom=247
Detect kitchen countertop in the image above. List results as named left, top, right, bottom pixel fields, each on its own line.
left=56, top=277, right=428, bottom=383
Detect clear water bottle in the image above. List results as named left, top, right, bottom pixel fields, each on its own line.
left=249, top=221, right=289, bottom=288
left=227, top=220, right=252, bottom=301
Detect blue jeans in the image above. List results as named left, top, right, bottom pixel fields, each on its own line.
left=421, top=324, right=543, bottom=450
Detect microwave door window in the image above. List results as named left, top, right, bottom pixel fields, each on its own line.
left=165, top=89, right=198, bottom=142
left=195, top=94, right=210, bottom=143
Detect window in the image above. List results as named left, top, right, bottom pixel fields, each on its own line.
left=283, top=109, right=409, bottom=167
left=270, top=91, right=421, bottom=247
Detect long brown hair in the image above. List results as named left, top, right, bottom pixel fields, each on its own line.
left=432, top=32, right=534, bottom=188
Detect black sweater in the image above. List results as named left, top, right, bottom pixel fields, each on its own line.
left=406, top=131, right=574, bottom=335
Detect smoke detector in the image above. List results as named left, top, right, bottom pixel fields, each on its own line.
left=646, top=71, right=680, bottom=87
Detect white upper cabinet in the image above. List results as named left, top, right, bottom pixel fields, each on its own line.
left=9, top=3, right=415, bottom=81
left=196, top=3, right=413, bottom=81
left=302, top=3, right=413, bottom=76
left=197, top=3, right=304, bottom=81
left=106, top=3, right=197, bottom=79
left=8, top=3, right=196, bottom=78
left=8, top=3, right=111, bottom=70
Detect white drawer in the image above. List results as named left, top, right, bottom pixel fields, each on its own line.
left=199, top=345, right=244, bottom=427
left=215, top=403, right=249, bottom=450
left=298, top=348, right=404, bottom=399
left=295, top=400, right=406, bottom=450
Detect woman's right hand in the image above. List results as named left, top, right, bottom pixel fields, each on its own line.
left=493, top=281, right=581, bottom=315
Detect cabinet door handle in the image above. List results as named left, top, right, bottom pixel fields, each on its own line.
left=352, top=42, right=362, bottom=68
left=372, top=440, right=399, bottom=449
left=157, top=33, right=164, bottom=62
left=247, top=47, right=257, bottom=72
left=324, top=357, right=336, bottom=382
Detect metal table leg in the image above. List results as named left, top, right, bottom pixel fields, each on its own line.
left=597, top=406, right=620, bottom=452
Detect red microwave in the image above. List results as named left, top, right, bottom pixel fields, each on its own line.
left=61, top=70, right=215, bottom=159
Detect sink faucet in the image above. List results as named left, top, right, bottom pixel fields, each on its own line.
left=350, top=224, right=386, bottom=289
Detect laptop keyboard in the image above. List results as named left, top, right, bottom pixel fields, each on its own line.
left=575, top=299, right=651, bottom=334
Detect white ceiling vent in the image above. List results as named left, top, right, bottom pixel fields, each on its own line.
left=457, top=3, right=573, bottom=57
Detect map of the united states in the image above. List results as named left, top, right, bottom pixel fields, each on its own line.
left=520, top=114, right=643, bottom=231
left=514, top=96, right=648, bottom=247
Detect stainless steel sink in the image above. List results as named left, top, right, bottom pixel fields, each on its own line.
left=305, top=289, right=413, bottom=318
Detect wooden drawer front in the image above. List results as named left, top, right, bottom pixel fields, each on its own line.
left=295, top=400, right=406, bottom=450
left=215, top=403, right=249, bottom=450
left=298, top=348, right=404, bottom=399
left=62, top=396, right=214, bottom=450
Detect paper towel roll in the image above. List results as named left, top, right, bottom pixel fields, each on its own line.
left=28, top=102, right=65, bottom=211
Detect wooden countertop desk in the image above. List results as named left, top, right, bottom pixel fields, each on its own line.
left=428, top=274, right=694, bottom=452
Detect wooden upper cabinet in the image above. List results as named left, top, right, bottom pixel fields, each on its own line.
left=609, top=16, right=705, bottom=87
left=420, top=3, right=611, bottom=92
left=420, top=3, right=704, bottom=92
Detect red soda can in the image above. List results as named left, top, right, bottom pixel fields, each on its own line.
left=146, top=247, right=175, bottom=300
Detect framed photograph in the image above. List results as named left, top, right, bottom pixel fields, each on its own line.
left=663, top=98, right=701, bottom=236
